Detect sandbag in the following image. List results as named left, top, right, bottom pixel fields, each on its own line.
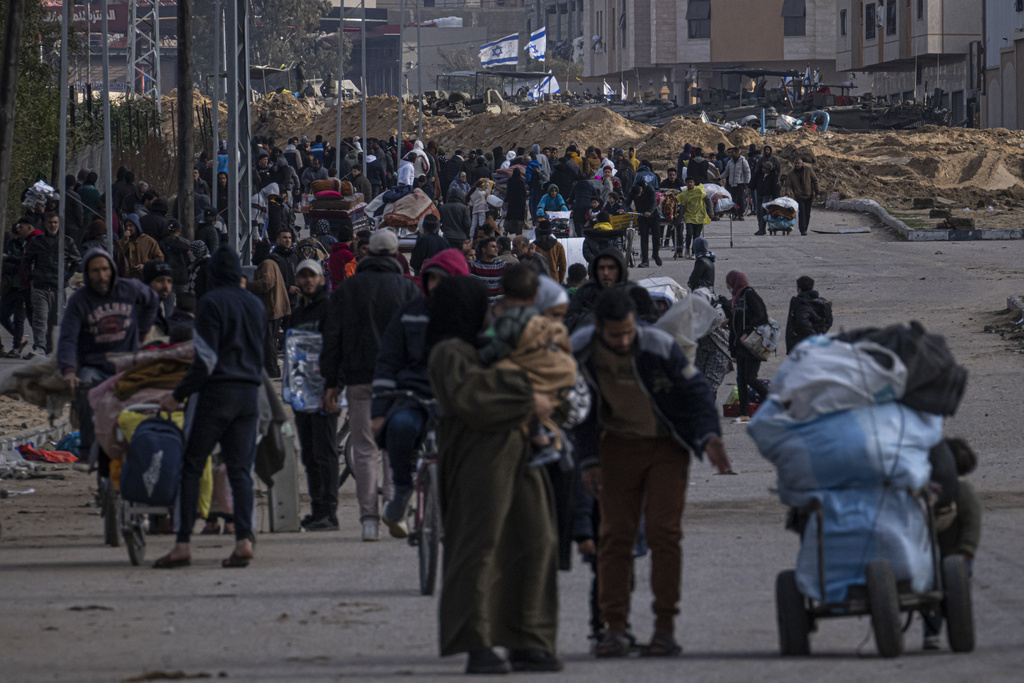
left=772, top=336, right=907, bottom=422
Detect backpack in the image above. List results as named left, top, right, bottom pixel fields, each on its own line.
left=810, top=297, right=833, bottom=334
left=120, top=415, right=184, bottom=506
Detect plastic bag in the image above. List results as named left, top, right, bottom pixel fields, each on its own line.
left=283, top=330, right=326, bottom=413
left=655, top=294, right=718, bottom=361
left=772, top=336, right=907, bottom=423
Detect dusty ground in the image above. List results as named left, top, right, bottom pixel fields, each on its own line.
left=2, top=208, right=1023, bottom=681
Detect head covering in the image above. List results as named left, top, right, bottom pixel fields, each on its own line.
left=534, top=222, right=556, bottom=251
left=692, top=236, right=714, bottom=262
left=535, top=275, right=569, bottom=314
left=419, top=248, right=470, bottom=296
left=314, top=219, right=332, bottom=236
left=425, top=276, right=490, bottom=352
left=81, top=247, right=118, bottom=293
left=190, top=240, right=210, bottom=260
left=505, top=150, right=516, bottom=162
left=726, top=270, right=750, bottom=308
left=142, top=260, right=173, bottom=284
left=296, top=259, right=323, bottom=277
left=421, top=214, right=440, bottom=233
left=125, top=213, right=142, bottom=233
left=209, top=246, right=243, bottom=288
left=369, top=229, right=398, bottom=255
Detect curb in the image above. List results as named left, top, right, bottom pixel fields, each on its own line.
left=826, top=199, right=1024, bottom=241
left=1008, top=296, right=1024, bottom=315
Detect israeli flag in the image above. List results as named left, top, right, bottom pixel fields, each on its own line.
left=480, top=34, right=519, bottom=68
left=620, top=81, right=627, bottom=101
left=526, top=27, right=546, bottom=61
left=603, top=80, right=615, bottom=100
left=527, top=74, right=561, bottom=100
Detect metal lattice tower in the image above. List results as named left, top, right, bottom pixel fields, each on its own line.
left=127, top=0, right=162, bottom=113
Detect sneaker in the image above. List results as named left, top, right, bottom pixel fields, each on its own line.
left=300, top=514, right=316, bottom=528
left=383, top=486, right=414, bottom=525
left=652, top=253, right=663, bottom=266
left=466, top=648, right=511, bottom=675
left=361, top=519, right=380, bottom=542
left=385, top=517, right=409, bottom=539
left=304, top=516, right=339, bottom=532
left=731, top=416, right=750, bottom=424
left=923, top=634, right=941, bottom=650
left=754, top=230, right=767, bottom=236
left=638, top=260, right=650, bottom=268
left=509, top=650, right=564, bottom=672
left=22, top=350, right=37, bottom=360
left=594, top=631, right=631, bottom=658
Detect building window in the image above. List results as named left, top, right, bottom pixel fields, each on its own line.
left=840, top=9, right=847, bottom=36
left=866, top=3, right=877, bottom=40
left=782, top=0, right=806, bottom=37
left=886, top=1, right=897, bottom=35
left=918, top=0, right=924, bottom=19
left=686, top=0, right=711, bottom=40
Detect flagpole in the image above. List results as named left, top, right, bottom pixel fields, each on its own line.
left=416, top=0, right=422, bottom=141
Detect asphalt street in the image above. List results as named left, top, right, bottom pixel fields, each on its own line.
left=1, top=208, right=1023, bottom=682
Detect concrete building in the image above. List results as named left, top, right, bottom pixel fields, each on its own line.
left=981, top=0, right=1024, bottom=129
left=834, top=0, right=982, bottom=122
left=582, top=1, right=841, bottom=102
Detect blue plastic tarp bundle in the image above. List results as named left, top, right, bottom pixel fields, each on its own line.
left=749, top=397, right=942, bottom=602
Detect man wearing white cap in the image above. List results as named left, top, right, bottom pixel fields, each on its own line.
left=321, top=229, right=421, bottom=540
left=286, top=258, right=340, bottom=531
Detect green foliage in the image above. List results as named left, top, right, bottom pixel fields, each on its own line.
left=0, top=0, right=64, bottom=221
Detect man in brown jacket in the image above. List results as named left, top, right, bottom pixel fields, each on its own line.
left=117, top=214, right=164, bottom=278
left=788, top=158, right=819, bottom=236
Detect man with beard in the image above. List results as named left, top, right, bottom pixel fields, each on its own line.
left=57, top=247, right=158, bottom=479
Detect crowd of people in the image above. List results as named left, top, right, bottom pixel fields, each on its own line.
left=16, top=127, right=975, bottom=677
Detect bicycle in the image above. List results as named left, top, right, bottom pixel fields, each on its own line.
left=374, top=390, right=442, bottom=596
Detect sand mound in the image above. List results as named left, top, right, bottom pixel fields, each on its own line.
left=250, top=95, right=454, bottom=142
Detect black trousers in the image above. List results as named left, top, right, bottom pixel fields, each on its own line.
left=796, top=196, right=813, bottom=234
left=684, top=223, right=704, bottom=252
left=638, top=214, right=661, bottom=262
left=177, top=382, right=260, bottom=543
left=295, top=411, right=340, bottom=520
left=736, top=351, right=769, bottom=417
left=264, top=319, right=280, bottom=376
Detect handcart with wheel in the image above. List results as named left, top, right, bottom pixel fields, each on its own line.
left=111, top=402, right=187, bottom=566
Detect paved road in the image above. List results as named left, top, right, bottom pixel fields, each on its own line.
left=2, top=209, right=1023, bottom=682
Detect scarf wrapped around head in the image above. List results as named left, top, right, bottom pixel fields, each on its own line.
left=534, top=275, right=569, bottom=315
left=726, top=270, right=749, bottom=309
left=190, top=240, right=209, bottom=260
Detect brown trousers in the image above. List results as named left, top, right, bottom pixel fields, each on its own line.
left=598, top=433, right=691, bottom=634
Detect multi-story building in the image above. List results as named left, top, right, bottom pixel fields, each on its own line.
left=834, top=0, right=982, bottom=122
left=981, top=0, right=1024, bottom=129
left=582, top=1, right=841, bottom=103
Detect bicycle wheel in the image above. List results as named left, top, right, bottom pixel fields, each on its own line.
left=418, top=463, right=441, bottom=596
left=124, top=520, right=146, bottom=566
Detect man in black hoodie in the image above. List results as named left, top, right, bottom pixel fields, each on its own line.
left=439, top=186, right=472, bottom=249
left=321, top=229, right=421, bottom=541
left=629, top=180, right=662, bottom=267
left=157, top=247, right=265, bottom=569
left=23, top=212, right=82, bottom=357
left=286, top=259, right=339, bottom=532
left=564, top=247, right=655, bottom=333
left=58, top=247, right=158, bottom=476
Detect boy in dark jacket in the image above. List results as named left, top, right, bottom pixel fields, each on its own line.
left=409, top=215, right=449, bottom=274
left=286, top=259, right=339, bottom=531
left=784, top=275, right=832, bottom=353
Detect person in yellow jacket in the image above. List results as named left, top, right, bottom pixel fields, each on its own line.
left=674, top=178, right=713, bottom=260
left=628, top=146, right=640, bottom=172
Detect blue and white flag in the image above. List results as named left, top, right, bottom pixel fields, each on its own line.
left=480, top=34, right=519, bottom=68
left=527, top=74, right=561, bottom=100
left=526, top=27, right=546, bottom=61
left=603, top=80, right=615, bottom=100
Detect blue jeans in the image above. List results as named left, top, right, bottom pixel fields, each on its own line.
left=385, top=407, right=426, bottom=489
left=76, top=366, right=113, bottom=468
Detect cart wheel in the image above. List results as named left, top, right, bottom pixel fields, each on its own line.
left=103, top=485, right=120, bottom=548
left=942, top=555, right=975, bottom=652
left=124, top=523, right=146, bottom=566
left=866, top=559, right=903, bottom=657
left=418, top=463, right=441, bottom=596
left=776, top=570, right=811, bottom=656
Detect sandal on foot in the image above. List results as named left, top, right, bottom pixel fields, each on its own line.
left=222, top=552, right=251, bottom=568
left=640, top=631, right=682, bottom=657
left=200, top=523, right=220, bottom=535
left=152, top=554, right=191, bottom=569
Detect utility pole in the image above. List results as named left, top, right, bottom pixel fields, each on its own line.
left=211, top=0, right=220, bottom=216
left=335, top=2, right=344, bottom=174
left=0, top=0, right=26, bottom=233
left=397, top=0, right=404, bottom=169
left=56, top=0, right=70, bottom=315
left=178, top=0, right=195, bottom=240
left=361, top=0, right=367, bottom=177
left=416, top=0, right=423, bottom=141
left=101, top=0, right=114, bottom=247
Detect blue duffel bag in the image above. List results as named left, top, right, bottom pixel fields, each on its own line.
left=120, top=415, right=184, bottom=506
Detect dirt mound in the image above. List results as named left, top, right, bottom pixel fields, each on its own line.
left=250, top=96, right=454, bottom=143
left=437, top=104, right=651, bottom=155
left=637, top=117, right=731, bottom=169
left=769, top=126, right=1024, bottom=205
left=727, top=126, right=764, bottom=150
